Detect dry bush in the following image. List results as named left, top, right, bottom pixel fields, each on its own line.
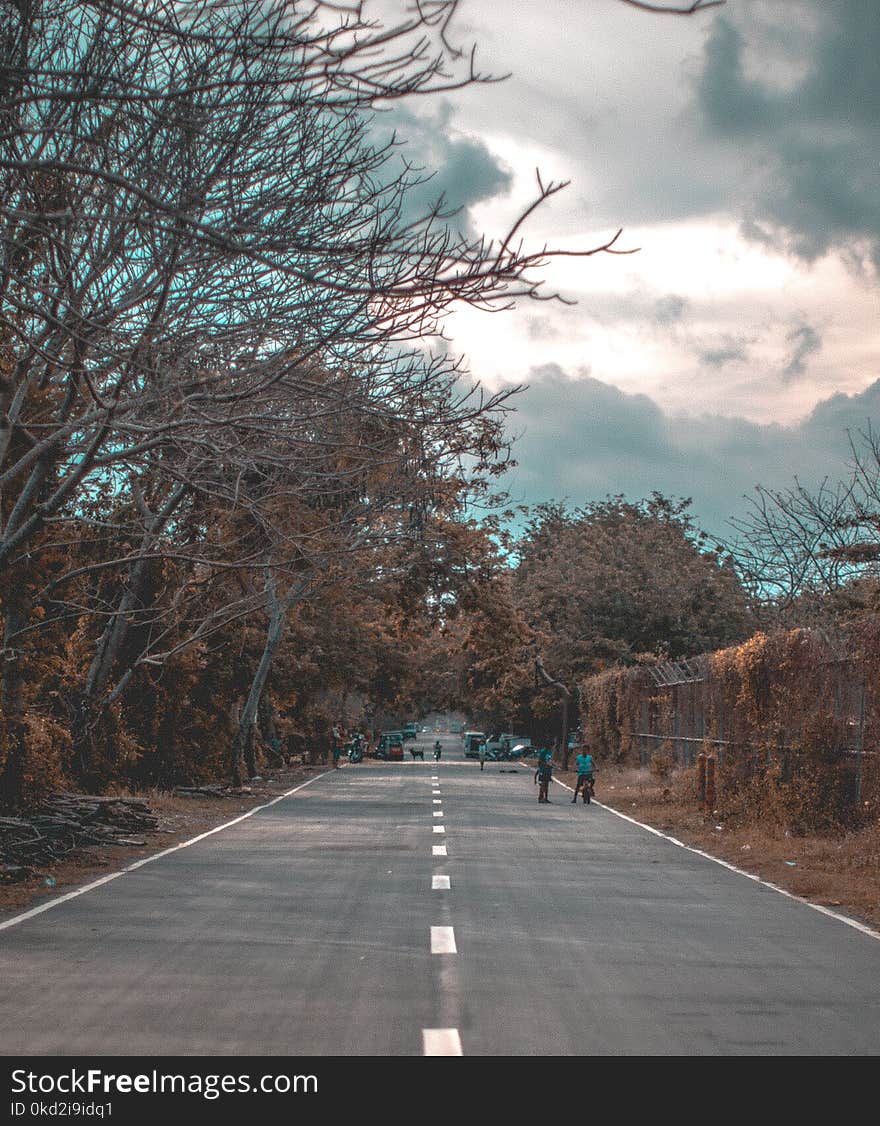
left=581, top=624, right=880, bottom=837
left=649, top=748, right=675, bottom=781
left=0, top=712, right=69, bottom=808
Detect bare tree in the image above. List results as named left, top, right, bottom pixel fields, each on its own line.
left=0, top=0, right=718, bottom=799
left=729, top=426, right=880, bottom=622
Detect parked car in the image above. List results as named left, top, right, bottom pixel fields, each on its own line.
left=463, top=731, right=486, bottom=758
left=502, top=734, right=532, bottom=756
left=376, top=731, right=405, bottom=761
left=485, top=732, right=532, bottom=760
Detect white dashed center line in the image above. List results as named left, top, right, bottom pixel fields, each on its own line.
left=431, top=926, right=457, bottom=954
left=432, top=844, right=447, bottom=856
left=433, top=825, right=445, bottom=834
left=422, top=1028, right=462, bottom=1056
left=432, top=875, right=450, bottom=889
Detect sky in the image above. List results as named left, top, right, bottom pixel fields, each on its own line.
left=378, top=0, right=880, bottom=540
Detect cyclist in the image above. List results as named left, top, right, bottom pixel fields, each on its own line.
left=572, top=747, right=595, bottom=804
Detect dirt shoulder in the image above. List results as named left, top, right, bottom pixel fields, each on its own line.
left=0, top=763, right=330, bottom=919
left=557, top=764, right=880, bottom=933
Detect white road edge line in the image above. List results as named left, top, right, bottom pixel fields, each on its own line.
left=553, top=779, right=880, bottom=943
left=423, top=1028, right=462, bottom=1056
left=431, top=925, right=457, bottom=953
left=0, top=771, right=332, bottom=933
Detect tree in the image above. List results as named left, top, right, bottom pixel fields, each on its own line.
left=514, top=495, right=752, bottom=675
left=729, top=425, right=880, bottom=628
left=0, top=0, right=725, bottom=804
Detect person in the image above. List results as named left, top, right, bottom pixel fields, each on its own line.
left=534, top=747, right=553, bottom=803
left=572, top=748, right=595, bottom=804
left=331, top=722, right=347, bottom=769
left=478, top=740, right=487, bottom=771
left=433, top=738, right=442, bottom=760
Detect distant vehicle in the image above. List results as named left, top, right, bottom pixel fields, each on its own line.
left=486, top=733, right=531, bottom=761
left=449, top=722, right=462, bottom=734
left=484, top=733, right=504, bottom=757
left=463, top=731, right=486, bottom=758
left=402, top=723, right=419, bottom=742
left=376, top=731, right=405, bottom=761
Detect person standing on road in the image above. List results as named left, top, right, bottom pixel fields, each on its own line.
left=331, top=722, right=346, bottom=769
left=534, top=747, right=553, bottom=803
left=572, top=748, right=595, bottom=803
left=478, top=740, right=487, bottom=771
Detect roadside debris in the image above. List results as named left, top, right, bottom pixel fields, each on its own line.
left=0, top=793, right=158, bottom=874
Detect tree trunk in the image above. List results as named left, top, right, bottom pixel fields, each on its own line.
left=0, top=595, right=28, bottom=809
left=71, top=487, right=186, bottom=783
left=230, top=575, right=310, bottom=786
left=259, top=696, right=285, bottom=765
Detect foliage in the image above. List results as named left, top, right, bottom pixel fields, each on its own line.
left=579, top=626, right=880, bottom=835
left=513, top=494, right=753, bottom=684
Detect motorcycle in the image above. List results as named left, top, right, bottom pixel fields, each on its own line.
left=347, top=737, right=365, bottom=764
left=433, top=741, right=442, bottom=761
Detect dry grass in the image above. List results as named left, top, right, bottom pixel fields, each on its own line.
left=557, top=764, right=880, bottom=931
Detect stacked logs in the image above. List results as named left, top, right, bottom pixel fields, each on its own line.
left=1, top=793, right=158, bottom=882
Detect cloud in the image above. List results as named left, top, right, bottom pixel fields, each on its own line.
left=693, top=3, right=880, bottom=272
left=372, top=103, right=513, bottom=235
left=652, top=295, right=690, bottom=325
left=698, top=335, right=750, bottom=369
left=497, top=366, right=880, bottom=540
left=782, top=322, right=822, bottom=382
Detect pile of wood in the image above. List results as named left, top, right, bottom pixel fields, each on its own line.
left=0, top=793, right=159, bottom=882
left=172, top=783, right=252, bottom=798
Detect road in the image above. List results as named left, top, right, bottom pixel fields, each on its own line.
left=2, top=731, right=880, bottom=1055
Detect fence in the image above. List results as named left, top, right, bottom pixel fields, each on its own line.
left=580, top=629, right=879, bottom=825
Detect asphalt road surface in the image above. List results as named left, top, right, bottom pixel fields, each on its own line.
left=2, top=732, right=880, bottom=1056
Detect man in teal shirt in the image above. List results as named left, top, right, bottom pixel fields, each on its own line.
left=572, top=748, right=595, bottom=804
